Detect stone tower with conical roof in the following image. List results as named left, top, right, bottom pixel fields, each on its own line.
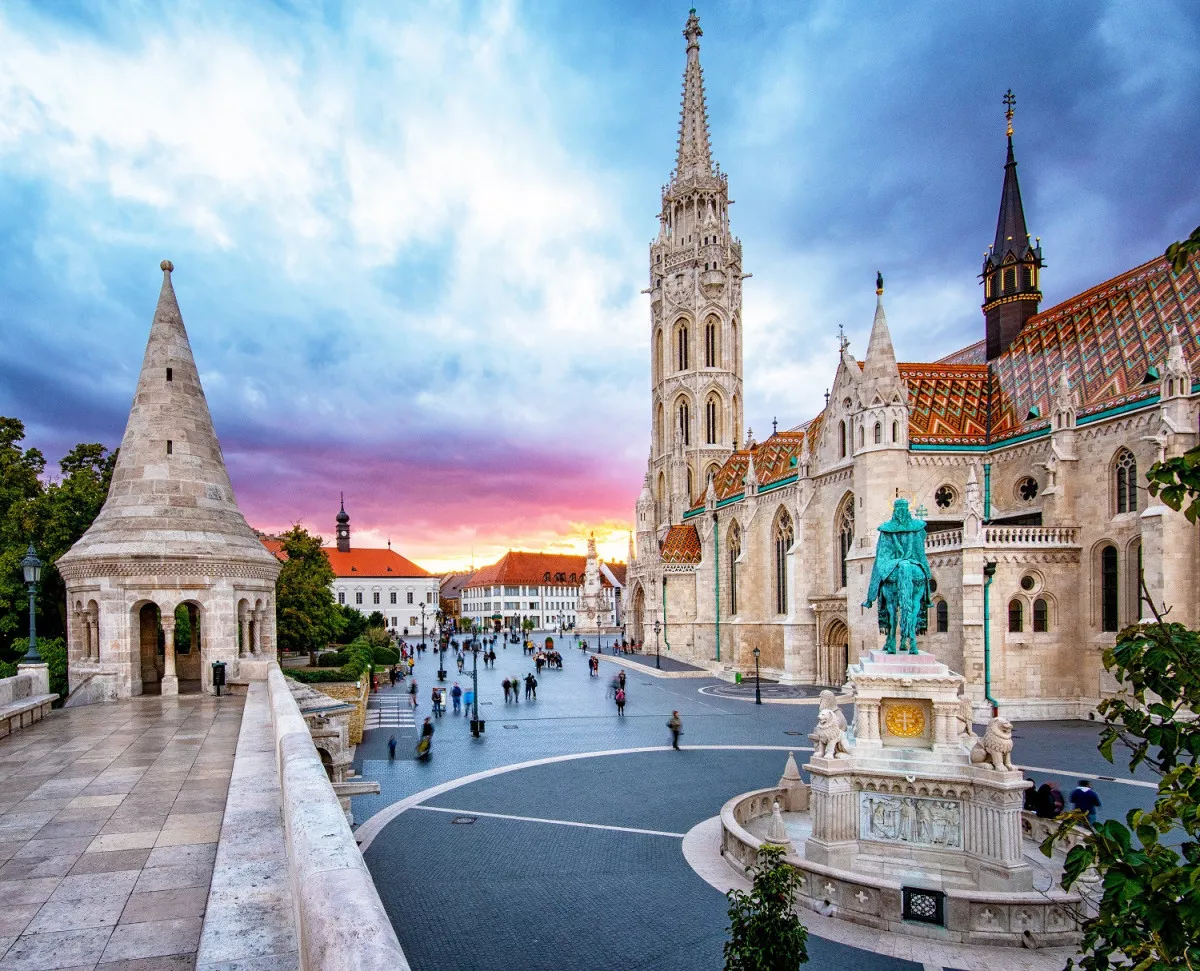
left=647, top=8, right=744, bottom=527
left=57, top=261, right=281, bottom=701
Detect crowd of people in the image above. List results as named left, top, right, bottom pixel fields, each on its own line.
left=1025, top=777, right=1103, bottom=824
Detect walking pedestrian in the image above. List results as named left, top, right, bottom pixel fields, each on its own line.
left=524, top=673, right=534, bottom=701
left=1035, top=781, right=1064, bottom=819
left=409, top=679, right=418, bottom=709
left=387, top=735, right=396, bottom=759
left=1069, top=780, right=1102, bottom=825
left=431, top=686, right=442, bottom=716
left=451, top=682, right=463, bottom=715
left=618, top=669, right=626, bottom=691
left=667, top=710, right=682, bottom=750
left=464, top=688, right=474, bottom=714
left=502, top=678, right=511, bottom=703
left=615, top=687, right=626, bottom=716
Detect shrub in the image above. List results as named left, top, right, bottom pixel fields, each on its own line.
left=289, top=637, right=375, bottom=685
left=372, top=645, right=399, bottom=666
left=316, top=651, right=347, bottom=667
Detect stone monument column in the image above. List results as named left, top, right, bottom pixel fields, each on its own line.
left=161, top=617, right=179, bottom=696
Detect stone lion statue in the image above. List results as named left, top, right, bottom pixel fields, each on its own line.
left=970, top=715, right=1015, bottom=771
left=809, top=709, right=852, bottom=759
left=818, top=689, right=848, bottom=731
left=956, top=696, right=977, bottom=740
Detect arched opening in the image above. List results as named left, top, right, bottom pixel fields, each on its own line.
left=686, top=466, right=694, bottom=502
left=704, top=315, right=720, bottom=368
left=631, top=586, right=645, bottom=646
left=654, top=328, right=664, bottom=384
left=1008, top=599, right=1023, bottom=633
left=677, top=399, right=691, bottom=446
left=774, top=508, right=794, bottom=615
left=706, top=462, right=721, bottom=484
left=656, top=472, right=666, bottom=506
left=1114, top=448, right=1138, bottom=514
left=935, top=599, right=949, bottom=633
left=705, top=394, right=720, bottom=445
left=1033, top=597, right=1049, bottom=633
left=839, top=420, right=847, bottom=459
left=174, top=601, right=204, bottom=685
left=655, top=402, right=665, bottom=455
left=136, top=602, right=164, bottom=694
left=892, top=420, right=899, bottom=443
left=732, top=319, right=739, bottom=374
left=825, top=619, right=849, bottom=685
left=1100, top=544, right=1119, bottom=632
left=873, top=422, right=882, bottom=445
left=728, top=520, right=742, bottom=615
left=837, top=493, right=855, bottom=589
left=675, top=320, right=689, bottom=372
left=858, top=426, right=865, bottom=448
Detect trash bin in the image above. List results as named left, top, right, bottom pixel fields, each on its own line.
left=211, top=660, right=227, bottom=696
left=470, top=719, right=486, bottom=736
left=734, top=671, right=742, bottom=684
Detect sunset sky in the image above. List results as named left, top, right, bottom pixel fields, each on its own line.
left=2, top=1, right=1197, bottom=573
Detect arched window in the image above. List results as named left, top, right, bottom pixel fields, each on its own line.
left=858, top=426, right=865, bottom=448
left=686, top=466, right=694, bottom=501
left=839, top=420, right=847, bottom=459
left=732, top=319, right=739, bottom=373
left=892, top=420, right=899, bottom=442
left=655, top=403, right=665, bottom=454
left=677, top=400, right=690, bottom=446
left=1033, top=598, right=1048, bottom=632
left=676, top=322, right=689, bottom=371
left=656, top=472, right=666, bottom=505
left=705, top=395, right=719, bottom=445
left=873, top=422, right=882, bottom=445
left=774, top=508, right=794, bottom=615
left=728, top=520, right=742, bottom=615
left=837, top=494, right=855, bottom=589
left=935, top=599, right=949, bottom=633
left=1100, top=544, right=1119, bottom=632
left=1115, top=449, right=1138, bottom=513
left=654, top=328, right=664, bottom=383
left=1008, top=599, right=1023, bottom=632
left=704, top=315, right=719, bottom=368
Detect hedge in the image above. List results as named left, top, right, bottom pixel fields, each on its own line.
left=289, top=638, right=375, bottom=684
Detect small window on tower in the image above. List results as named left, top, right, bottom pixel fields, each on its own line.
left=166, top=368, right=173, bottom=382
left=166, top=440, right=173, bottom=455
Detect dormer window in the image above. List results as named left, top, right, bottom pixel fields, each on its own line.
left=351, top=566, right=357, bottom=572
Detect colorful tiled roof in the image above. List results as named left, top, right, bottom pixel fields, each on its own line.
left=322, top=547, right=432, bottom=579
left=937, top=340, right=986, bottom=365
left=660, top=524, right=702, bottom=564
left=464, top=551, right=615, bottom=588
left=901, top=364, right=991, bottom=443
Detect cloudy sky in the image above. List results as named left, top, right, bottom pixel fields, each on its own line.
left=2, top=0, right=1197, bottom=572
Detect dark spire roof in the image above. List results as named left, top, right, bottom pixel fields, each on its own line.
left=336, top=493, right=349, bottom=524
left=988, top=134, right=1034, bottom=266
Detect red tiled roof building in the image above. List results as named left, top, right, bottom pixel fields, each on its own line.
left=625, top=13, right=1198, bottom=720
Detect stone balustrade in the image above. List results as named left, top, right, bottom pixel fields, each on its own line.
left=925, top=528, right=964, bottom=550
left=981, top=525, right=1079, bottom=547
left=720, top=787, right=1082, bottom=947
left=266, top=665, right=410, bottom=971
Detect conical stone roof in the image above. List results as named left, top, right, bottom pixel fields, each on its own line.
left=58, top=261, right=279, bottom=571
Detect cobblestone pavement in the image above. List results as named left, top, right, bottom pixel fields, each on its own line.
left=354, top=644, right=1158, bottom=971
left=0, top=693, right=241, bottom=970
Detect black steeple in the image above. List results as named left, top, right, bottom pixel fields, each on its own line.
left=335, top=493, right=350, bottom=553
left=981, top=90, right=1043, bottom=360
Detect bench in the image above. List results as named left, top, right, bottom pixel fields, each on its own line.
left=0, top=693, right=58, bottom=739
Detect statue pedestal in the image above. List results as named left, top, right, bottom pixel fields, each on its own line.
left=805, top=651, right=1032, bottom=892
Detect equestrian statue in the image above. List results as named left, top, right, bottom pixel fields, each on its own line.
left=862, top=498, right=932, bottom=654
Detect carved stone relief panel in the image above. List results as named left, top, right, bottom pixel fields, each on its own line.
left=859, top=792, right=963, bottom=849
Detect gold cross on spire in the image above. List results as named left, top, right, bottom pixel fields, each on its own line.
left=1003, top=88, right=1016, bottom=138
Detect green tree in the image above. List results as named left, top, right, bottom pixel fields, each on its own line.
left=724, top=844, right=809, bottom=971
left=0, top=418, right=46, bottom=658
left=335, top=603, right=369, bottom=643
left=1166, top=225, right=1200, bottom=274
left=366, top=610, right=386, bottom=629
left=1040, top=452, right=1200, bottom=970
left=275, top=526, right=342, bottom=653
left=522, top=617, right=534, bottom=637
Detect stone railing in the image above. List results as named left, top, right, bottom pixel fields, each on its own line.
left=982, top=525, right=1079, bottom=547
left=0, top=666, right=58, bottom=738
left=925, top=529, right=963, bottom=550
left=721, top=787, right=1083, bottom=947
left=267, top=665, right=410, bottom=971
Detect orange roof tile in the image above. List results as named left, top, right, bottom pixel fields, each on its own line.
left=322, top=547, right=432, bottom=579
left=258, top=534, right=288, bottom=562
left=660, top=524, right=702, bottom=564
left=464, top=551, right=616, bottom=588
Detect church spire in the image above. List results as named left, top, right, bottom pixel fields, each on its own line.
left=981, top=89, right=1044, bottom=360
left=674, top=9, right=714, bottom=186
left=862, top=272, right=900, bottom=387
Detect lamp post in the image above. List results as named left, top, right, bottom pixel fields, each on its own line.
left=753, top=646, right=762, bottom=705
left=653, top=618, right=661, bottom=670
left=470, top=636, right=482, bottom=738
left=20, top=544, right=42, bottom=662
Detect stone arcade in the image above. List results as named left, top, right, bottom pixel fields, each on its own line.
left=56, top=261, right=281, bottom=701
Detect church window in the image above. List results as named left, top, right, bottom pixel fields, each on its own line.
left=838, top=420, right=847, bottom=459
left=934, top=485, right=956, bottom=509
left=858, top=426, right=865, bottom=448
left=873, top=422, right=882, bottom=444
left=1114, top=449, right=1138, bottom=513
left=656, top=403, right=665, bottom=453
left=774, top=509, right=794, bottom=614
left=892, top=420, right=898, bottom=442
left=704, top=316, right=719, bottom=367
left=687, top=466, right=694, bottom=500
left=935, top=599, right=949, bottom=633
left=355, top=592, right=363, bottom=605
left=729, top=521, right=741, bottom=615
left=677, top=401, right=691, bottom=445
left=1008, top=599, right=1023, bottom=633
left=1016, top=476, right=1039, bottom=503
left=1004, top=268, right=1015, bottom=292
left=1100, top=545, right=1119, bottom=632
left=705, top=396, right=718, bottom=444
left=654, top=329, right=664, bottom=383
left=1033, top=598, right=1049, bottom=632
left=837, top=494, right=854, bottom=589
left=1020, top=574, right=1035, bottom=591
left=676, top=323, right=689, bottom=371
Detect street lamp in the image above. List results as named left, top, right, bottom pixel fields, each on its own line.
left=653, top=618, right=661, bottom=670
left=752, top=646, right=762, bottom=705
left=470, top=634, right=483, bottom=738
left=20, top=544, right=42, bottom=662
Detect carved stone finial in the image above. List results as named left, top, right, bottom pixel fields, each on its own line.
left=160, top=259, right=174, bottom=273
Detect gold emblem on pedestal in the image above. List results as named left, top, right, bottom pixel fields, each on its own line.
left=885, top=703, right=926, bottom=738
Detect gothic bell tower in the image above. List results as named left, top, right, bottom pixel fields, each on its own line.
left=981, top=89, right=1044, bottom=360
left=646, top=9, right=744, bottom=527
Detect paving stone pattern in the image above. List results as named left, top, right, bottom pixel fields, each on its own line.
left=0, top=693, right=241, bottom=970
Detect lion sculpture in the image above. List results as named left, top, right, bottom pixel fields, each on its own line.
left=809, top=709, right=852, bottom=759
left=818, top=689, right=848, bottom=732
left=970, top=715, right=1015, bottom=771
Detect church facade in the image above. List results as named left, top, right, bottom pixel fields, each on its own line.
left=626, top=12, right=1200, bottom=719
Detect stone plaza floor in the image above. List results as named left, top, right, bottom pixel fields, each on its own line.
left=353, top=642, right=1159, bottom=971
left=0, top=693, right=241, bottom=970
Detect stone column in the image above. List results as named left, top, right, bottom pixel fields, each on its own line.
left=239, top=613, right=250, bottom=658
left=161, top=618, right=179, bottom=696
left=88, top=615, right=98, bottom=659
left=252, top=610, right=263, bottom=655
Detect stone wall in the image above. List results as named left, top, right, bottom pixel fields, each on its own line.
left=317, top=680, right=369, bottom=744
